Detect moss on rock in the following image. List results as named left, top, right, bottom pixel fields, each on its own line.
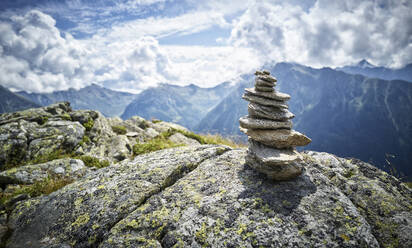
left=111, top=125, right=127, bottom=135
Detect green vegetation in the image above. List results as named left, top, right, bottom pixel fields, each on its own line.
left=4, top=149, right=70, bottom=171
left=111, top=125, right=127, bottom=135
left=0, top=176, right=73, bottom=205
left=199, top=133, right=246, bottom=148
left=174, top=129, right=207, bottom=144
left=138, top=120, right=151, bottom=130
left=151, top=119, right=162, bottom=124
left=3, top=147, right=27, bottom=170
left=164, top=128, right=245, bottom=148
left=61, top=113, right=72, bottom=121
left=4, top=148, right=109, bottom=171
left=132, top=128, right=245, bottom=156
left=79, top=135, right=91, bottom=146
left=83, top=118, right=94, bottom=131
left=132, top=133, right=182, bottom=156
left=36, top=116, right=49, bottom=125
left=405, top=182, right=412, bottom=189
left=27, top=149, right=71, bottom=166
left=77, top=156, right=110, bottom=168
left=343, top=168, right=356, bottom=178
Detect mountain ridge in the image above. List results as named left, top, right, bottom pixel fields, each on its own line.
left=121, top=82, right=236, bottom=129
left=336, top=59, right=412, bottom=82
left=16, top=84, right=137, bottom=117
left=196, top=62, right=412, bottom=180
left=0, top=85, right=40, bottom=113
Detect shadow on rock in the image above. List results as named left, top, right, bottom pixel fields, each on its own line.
left=236, top=163, right=317, bottom=216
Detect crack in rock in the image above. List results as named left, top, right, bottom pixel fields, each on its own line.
left=5, top=145, right=230, bottom=248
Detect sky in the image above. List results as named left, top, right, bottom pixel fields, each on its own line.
left=0, top=0, right=411, bottom=93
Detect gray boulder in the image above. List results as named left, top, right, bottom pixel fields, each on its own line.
left=0, top=102, right=85, bottom=169
left=0, top=102, right=197, bottom=169
left=168, top=132, right=200, bottom=146
left=0, top=158, right=90, bottom=185
left=3, top=145, right=411, bottom=248
left=7, top=145, right=229, bottom=248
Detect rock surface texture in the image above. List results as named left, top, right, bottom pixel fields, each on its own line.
left=240, top=70, right=311, bottom=180
left=0, top=102, right=196, bottom=169
left=0, top=102, right=202, bottom=241
left=4, top=146, right=412, bottom=248
left=0, top=103, right=410, bottom=247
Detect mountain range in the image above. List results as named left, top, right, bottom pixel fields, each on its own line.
left=0, top=85, right=40, bottom=113
left=121, top=82, right=235, bottom=129
left=16, top=84, right=136, bottom=117
left=196, top=62, right=412, bottom=180
left=1, top=61, right=412, bottom=179
left=337, top=59, right=412, bottom=82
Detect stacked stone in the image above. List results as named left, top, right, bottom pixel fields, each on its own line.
left=239, top=70, right=311, bottom=180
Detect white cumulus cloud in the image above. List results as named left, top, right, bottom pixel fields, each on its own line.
left=1, top=0, right=411, bottom=94
left=230, top=0, right=412, bottom=68
left=0, top=10, right=86, bottom=92
left=0, top=10, right=178, bottom=93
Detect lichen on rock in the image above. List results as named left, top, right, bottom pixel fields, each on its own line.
left=0, top=102, right=410, bottom=248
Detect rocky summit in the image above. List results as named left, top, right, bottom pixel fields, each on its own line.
left=0, top=103, right=411, bottom=248
left=240, top=70, right=311, bottom=180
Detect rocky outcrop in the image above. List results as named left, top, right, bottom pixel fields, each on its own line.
left=0, top=102, right=198, bottom=169
left=3, top=145, right=411, bottom=248
left=7, top=145, right=229, bottom=248
left=240, top=70, right=311, bottom=180
left=0, top=158, right=90, bottom=185
left=0, top=102, right=85, bottom=169
left=0, top=102, right=411, bottom=248
left=0, top=102, right=201, bottom=230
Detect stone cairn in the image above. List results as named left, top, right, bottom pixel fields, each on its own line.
left=239, top=70, right=311, bottom=180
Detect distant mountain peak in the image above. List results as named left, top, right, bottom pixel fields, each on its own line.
left=356, top=59, right=375, bottom=68
left=87, top=83, right=103, bottom=88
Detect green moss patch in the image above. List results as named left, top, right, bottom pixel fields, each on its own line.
left=3, top=147, right=27, bottom=171
left=61, top=113, right=72, bottom=121
left=111, top=125, right=127, bottom=135
left=77, top=156, right=110, bottom=168
left=163, top=128, right=245, bottom=148
left=199, top=133, right=246, bottom=148
left=27, top=149, right=71, bottom=166
left=132, top=135, right=182, bottom=156
left=5, top=147, right=109, bottom=172
left=82, top=118, right=94, bottom=131
left=0, top=176, right=73, bottom=205
left=79, top=135, right=91, bottom=147
left=131, top=127, right=243, bottom=155
left=35, top=116, right=49, bottom=125
left=4, top=149, right=71, bottom=171
left=151, top=119, right=162, bottom=124
left=138, top=120, right=151, bottom=130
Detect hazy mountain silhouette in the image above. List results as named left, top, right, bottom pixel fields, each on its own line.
left=0, top=85, right=40, bottom=113
left=121, top=83, right=235, bottom=129
left=337, top=59, right=412, bottom=82
left=17, top=84, right=136, bottom=117
left=196, top=62, right=412, bottom=180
